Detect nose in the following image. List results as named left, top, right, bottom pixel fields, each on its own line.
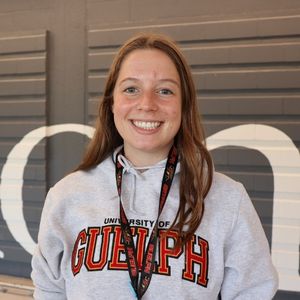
left=137, top=91, right=158, bottom=111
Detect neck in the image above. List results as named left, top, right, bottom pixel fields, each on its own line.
left=124, top=146, right=171, bottom=167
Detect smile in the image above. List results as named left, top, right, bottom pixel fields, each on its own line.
left=132, top=120, right=161, bottom=130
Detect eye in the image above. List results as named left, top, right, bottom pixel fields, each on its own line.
left=158, top=88, right=174, bottom=95
left=123, top=87, right=139, bottom=94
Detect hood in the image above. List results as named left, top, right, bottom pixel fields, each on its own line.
left=112, top=146, right=180, bottom=215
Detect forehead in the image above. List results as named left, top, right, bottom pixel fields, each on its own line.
left=117, top=48, right=179, bottom=80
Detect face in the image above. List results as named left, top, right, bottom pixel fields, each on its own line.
left=112, top=49, right=182, bottom=166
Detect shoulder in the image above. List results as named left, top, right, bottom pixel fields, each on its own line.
left=209, top=171, right=245, bottom=199
left=55, top=154, right=114, bottom=186
left=202, top=171, right=262, bottom=245
left=44, top=155, right=115, bottom=209
left=204, top=171, right=250, bottom=222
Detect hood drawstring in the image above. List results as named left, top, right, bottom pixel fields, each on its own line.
left=114, top=146, right=180, bottom=215
left=117, top=154, right=146, bottom=215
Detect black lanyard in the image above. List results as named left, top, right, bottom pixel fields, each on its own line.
left=115, top=145, right=178, bottom=299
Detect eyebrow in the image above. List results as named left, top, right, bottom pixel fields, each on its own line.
left=119, top=77, right=180, bottom=87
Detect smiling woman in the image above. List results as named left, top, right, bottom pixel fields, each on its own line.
left=31, top=33, right=278, bottom=300
left=112, top=48, right=182, bottom=166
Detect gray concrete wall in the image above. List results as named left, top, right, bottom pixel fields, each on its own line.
left=0, top=1, right=299, bottom=299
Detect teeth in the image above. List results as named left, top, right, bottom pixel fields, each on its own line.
left=133, top=120, right=161, bottom=130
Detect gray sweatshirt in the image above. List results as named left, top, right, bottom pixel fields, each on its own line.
left=31, top=152, right=278, bottom=299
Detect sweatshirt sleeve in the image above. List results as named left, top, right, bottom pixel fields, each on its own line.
left=220, top=184, right=278, bottom=300
left=31, top=188, right=67, bottom=300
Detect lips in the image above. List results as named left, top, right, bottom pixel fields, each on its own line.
left=132, top=120, right=162, bottom=130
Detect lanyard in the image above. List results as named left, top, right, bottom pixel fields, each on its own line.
left=115, top=145, right=178, bottom=299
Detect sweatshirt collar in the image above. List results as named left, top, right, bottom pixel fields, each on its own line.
left=112, top=145, right=181, bottom=176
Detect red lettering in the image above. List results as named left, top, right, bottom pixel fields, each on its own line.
left=85, top=226, right=112, bottom=271
left=144, top=244, right=154, bottom=273
left=160, top=184, right=169, bottom=210
left=72, top=224, right=209, bottom=288
left=71, top=229, right=87, bottom=276
left=135, top=227, right=148, bottom=270
left=182, top=235, right=209, bottom=287
left=108, top=226, right=127, bottom=270
left=157, top=230, right=183, bottom=275
left=109, top=226, right=148, bottom=271
left=128, top=248, right=137, bottom=276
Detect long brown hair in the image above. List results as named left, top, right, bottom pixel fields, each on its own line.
left=76, top=33, right=213, bottom=248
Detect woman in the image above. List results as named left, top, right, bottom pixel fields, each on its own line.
left=31, top=33, right=278, bottom=299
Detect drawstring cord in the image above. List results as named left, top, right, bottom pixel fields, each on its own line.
left=117, top=154, right=145, bottom=215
